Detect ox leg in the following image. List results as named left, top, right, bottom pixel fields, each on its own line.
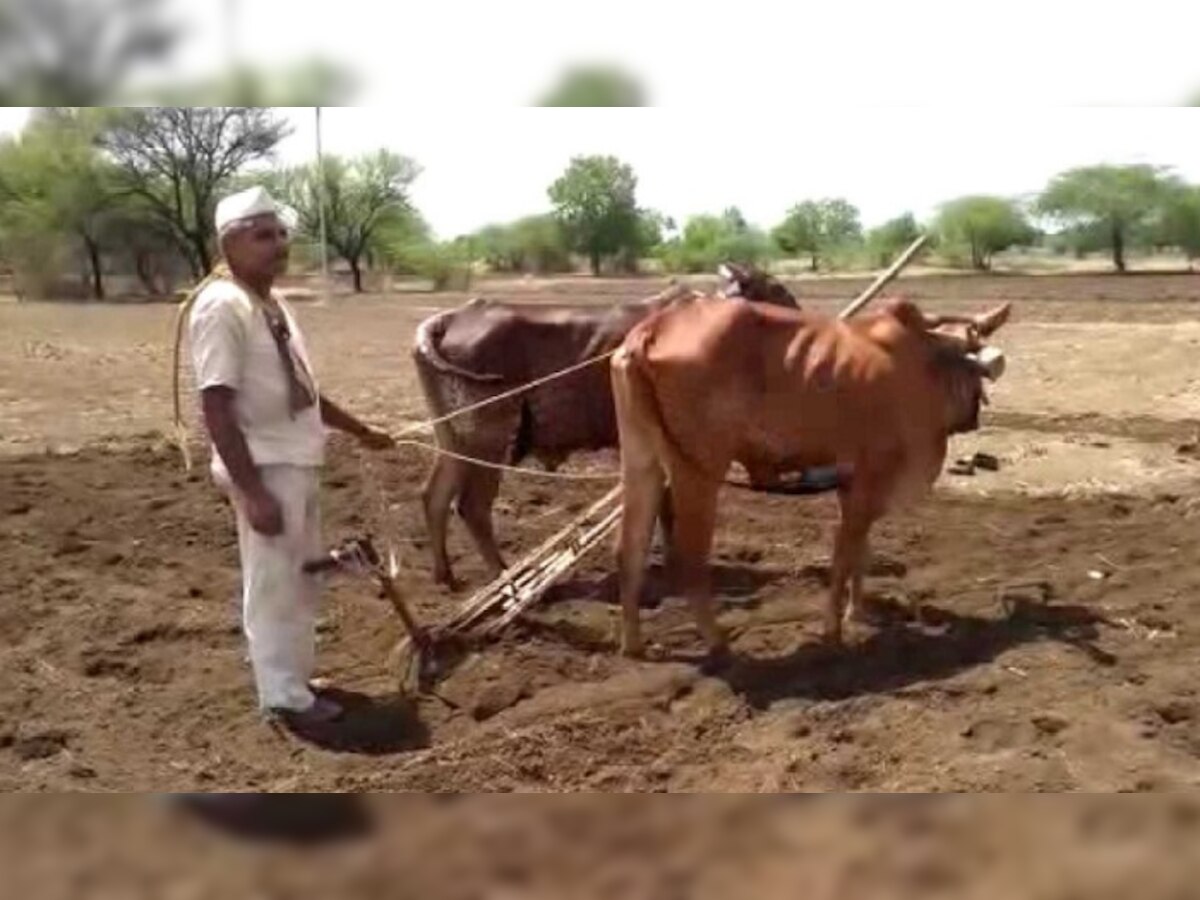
left=612, top=351, right=668, bottom=660
left=654, top=487, right=676, bottom=562
left=615, top=466, right=664, bottom=659
left=457, top=463, right=507, bottom=579
left=846, top=536, right=867, bottom=623
left=828, top=478, right=890, bottom=643
left=828, top=490, right=870, bottom=645
left=422, top=453, right=467, bottom=588
left=667, top=469, right=727, bottom=660
left=827, top=517, right=868, bottom=646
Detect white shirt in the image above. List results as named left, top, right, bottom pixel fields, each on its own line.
left=188, top=279, right=326, bottom=479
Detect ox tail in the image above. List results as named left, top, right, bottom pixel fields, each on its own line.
left=412, top=307, right=504, bottom=384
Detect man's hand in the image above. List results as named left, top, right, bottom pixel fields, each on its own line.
left=244, top=486, right=284, bottom=536
left=320, top=394, right=394, bottom=451
left=357, top=427, right=395, bottom=451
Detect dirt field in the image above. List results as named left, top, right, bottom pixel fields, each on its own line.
left=2, top=272, right=1200, bottom=792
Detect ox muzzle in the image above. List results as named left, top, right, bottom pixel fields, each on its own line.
left=966, top=345, right=1006, bottom=381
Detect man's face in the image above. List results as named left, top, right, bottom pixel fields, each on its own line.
left=222, top=213, right=290, bottom=280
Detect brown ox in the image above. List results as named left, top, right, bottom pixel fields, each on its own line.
left=412, top=270, right=801, bottom=587
left=609, top=296, right=1011, bottom=660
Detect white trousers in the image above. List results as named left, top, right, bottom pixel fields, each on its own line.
left=219, top=464, right=323, bottom=712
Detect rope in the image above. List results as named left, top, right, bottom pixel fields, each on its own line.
left=173, top=279, right=620, bottom=472
left=392, top=438, right=620, bottom=482
left=392, top=349, right=619, bottom=439
left=171, top=263, right=234, bottom=471
left=388, top=438, right=839, bottom=492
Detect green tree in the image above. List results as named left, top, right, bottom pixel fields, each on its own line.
left=660, top=208, right=773, bottom=274
left=100, top=107, right=290, bottom=277
left=935, top=196, right=1034, bottom=270
left=274, top=150, right=422, bottom=292
left=472, top=223, right=520, bottom=272
left=536, top=65, right=647, bottom=106
left=398, top=239, right=474, bottom=292
left=0, top=108, right=136, bottom=299
left=1037, top=164, right=1172, bottom=273
left=508, top=214, right=573, bottom=273
left=1045, top=221, right=1109, bottom=259
left=865, top=212, right=921, bottom=267
left=1159, top=183, right=1200, bottom=267
left=548, top=155, right=643, bottom=275
left=469, top=216, right=575, bottom=275
left=772, top=198, right=862, bottom=271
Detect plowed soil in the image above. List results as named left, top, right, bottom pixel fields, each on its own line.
left=2, top=272, right=1200, bottom=791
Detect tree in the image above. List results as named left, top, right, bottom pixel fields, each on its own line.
left=659, top=209, right=773, bottom=274
left=0, top=108, right=133, bottom=299
left=100, top=107, right=290, bottom=278
left=636, top=209, right=673, bottom=253
left=1159, top=184, right=1200, bottom=267
left=0, top=0, right=177, bottom=105
left=1037, top=164, right=1172, bottom=273
left=396, top=239, right=474, bottom=292
left=772, top=198, right=862, bottom=271
left=935, top=196, right=1034, bottom=271
left=469, top=215, right=576, bottom=275
left=536, top=64, right=647, bottom=106
left=865, top=212, right=921, bottom=267
left=508, top=215, right=573, bottom=274
left=472, top=223, right=520, bottom=272
left=275, top=150, right=422, bottom=292
left=548, top=155, right=643, bottom=275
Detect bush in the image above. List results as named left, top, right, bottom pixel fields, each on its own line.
left=935, top=196, right=1035, bottom=270
left=398, top=240, right=473, bottom=292
left=473, top=215, right=574, bottom=275
left=658, top=211, right=774, bottom=274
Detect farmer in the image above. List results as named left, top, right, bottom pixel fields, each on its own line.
left=187, top=186, right=393, bottom=730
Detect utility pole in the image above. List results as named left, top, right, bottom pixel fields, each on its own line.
left=315, top=106, right=331, bottom=303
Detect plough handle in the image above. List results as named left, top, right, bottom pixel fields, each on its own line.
left=375, top=572, right=431, bottom=650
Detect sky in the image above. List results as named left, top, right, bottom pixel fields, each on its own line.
left=276, top=108, right=1200, bottom=239
left=2, top=0, right=1199, bottom=239
left=8, top=106, right=1198, bottom=240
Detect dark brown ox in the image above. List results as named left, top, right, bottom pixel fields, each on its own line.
left=609, top=295, right=1011, bottom=661
left=412, top=273, right=802, bottom=587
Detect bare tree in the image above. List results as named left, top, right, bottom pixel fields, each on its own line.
left=100, top=107, right=291, bottom=276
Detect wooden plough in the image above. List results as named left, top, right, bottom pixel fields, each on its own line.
left=396, top=235, right=929, bottom=674
left=391, top=486, right=623, bottom=673
left=444, top=485, right=623, bottom=638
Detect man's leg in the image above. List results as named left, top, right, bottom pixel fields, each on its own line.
left=235, top=465, right=330, bottom=718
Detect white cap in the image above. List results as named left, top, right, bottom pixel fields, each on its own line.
left=214, top=186, right=298, bottom=238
